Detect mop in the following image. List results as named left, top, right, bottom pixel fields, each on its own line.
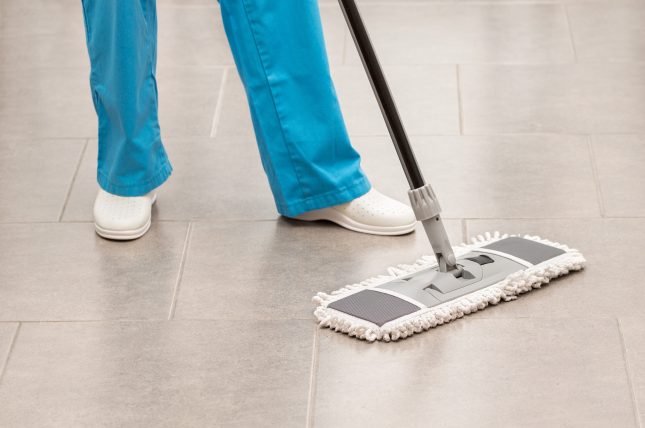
left=312, top=0, right=586, bottom=342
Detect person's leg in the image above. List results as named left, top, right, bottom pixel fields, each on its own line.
left=219, top=0, right=370, bottom=218
left=81, top=0, right=170, bottom=240
left=81, top=0, right=172, bottom=196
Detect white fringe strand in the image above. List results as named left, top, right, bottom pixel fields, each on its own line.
left=313, top=232, right=586, bottom=342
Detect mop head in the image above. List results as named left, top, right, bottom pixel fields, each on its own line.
left=313, top=232, right=585, bottom=342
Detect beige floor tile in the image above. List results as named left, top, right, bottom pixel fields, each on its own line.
left=592, top=134, right=645, bottom=217
left=157, top=137, right=276, bottom=220
left=0, top=222, right=187, bottom=321
left=214, top=70, right=255, bottom=137
left=0, top=34, right=88, bottom=69
left=157, top=4, right=234, bottom=67
left=349, top=135, right=411, bottom=206
left=157, top=2, right=345, bottom=67
left=0, top=1, right=345, bottom=69
left=0, top=320, right=313, bottom=427
left=62, top=137, right=277, bottom=222
left=331, top=65, right=459, bottom=136
left=466, top=218, right=645, bottom=319
left=157, top=66, right=224, bottom=137
left=0, top=0, right=89, bottom=69
left=0, top=0, right=85, bottom=68
left=354, top=134, right=599, bottom=218
left=618, top=317, right=645, bottom=426
left=0, top=0, right=85, bottom=38
left=343, top=3, right=573, bottom=65
left=0, top=67, right=96, bottom=139
left=216, top=65, right=459, bottom=137
left=174, top=219, right=463, bottom=320
left=567, top=3, right=645, bottom=62
left=60, top=140, right=110, bottom=222
left=314, top=318, right=636, bottom=428
left=6, top=65, right=224, bottom=197
left=0, top=138, right=85, bottom=222
left=319, top=3, right=350, bottom=67
left=0, top=15, right=224, bottom=140
left=460, top=64, right=645, bottom=134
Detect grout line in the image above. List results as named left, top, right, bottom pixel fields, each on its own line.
left=58, top=138, right=89, bottom=222
left=461, top=218, right=468, bottom=243
left=0, top=317, right=313, bottom=324
left=305, top=326, right=320, bottom=428
left=587, top=135, right=607, bottom=218
left=0, top=324, right=21, bottom=386
left=561, top=3, right=578, bottom=62
left=617, top=318, right=643, bottom=428
left=168, top=222, right=194, bottom=320
left=7, top=214, right=645, bottom=227
left=459, top=215, right=609, bottom=221
left=455, top=65, right=464, bottom=136
left=209, top=67, right=230, bottom=138
left=2, top=315, right=622, bottom=324
left=464, top=215, right=645, bottom=220
left=1, top=218, right=282, bottom=226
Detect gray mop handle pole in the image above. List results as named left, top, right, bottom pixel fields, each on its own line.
left=337, top=0, right=425, bottom=190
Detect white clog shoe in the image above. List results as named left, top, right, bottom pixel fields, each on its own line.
left=93, top=189, right=157, bottom=240
left=293, top=188, right=416, bottom=236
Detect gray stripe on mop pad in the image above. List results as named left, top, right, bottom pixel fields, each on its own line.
left=482, top=237, right=565, bottom=265
left=328, top=290, right=421, bottom=327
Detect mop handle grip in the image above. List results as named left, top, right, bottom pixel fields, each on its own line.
left=338, top=0, right=425, bottom=190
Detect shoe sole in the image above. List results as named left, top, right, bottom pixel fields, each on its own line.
left=94, top=193, right=157, bottom=241
left=95, top=217, right=152, bottom=241
left=295, top=209, right=416, bottom=236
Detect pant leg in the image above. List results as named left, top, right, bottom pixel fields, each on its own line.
left=81, top=0, right=172, bottom=196
left=219, top=0, right=370, bottom=217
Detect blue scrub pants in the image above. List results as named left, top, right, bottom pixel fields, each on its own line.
left=80, top=0, right=370, bottom=217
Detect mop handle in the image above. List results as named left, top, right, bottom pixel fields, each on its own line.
left=339, top=0, right=459, bottom=273
left=338, top=0, right=425, bottom=190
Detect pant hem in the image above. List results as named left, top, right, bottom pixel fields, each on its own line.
left=278, top=176, right=371, bottom=217
left=97, top=161, right=173, bottom=197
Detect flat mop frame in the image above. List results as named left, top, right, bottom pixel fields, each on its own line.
left=338, top=0, right=458, bottom=273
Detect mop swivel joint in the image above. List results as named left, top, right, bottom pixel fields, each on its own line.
left=408, top=184, right=441, bottom=221
left=408, top=184, right=459, bottom=274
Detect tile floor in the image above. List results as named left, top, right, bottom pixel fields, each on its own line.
left=0, top=0, right=644, bottom=427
